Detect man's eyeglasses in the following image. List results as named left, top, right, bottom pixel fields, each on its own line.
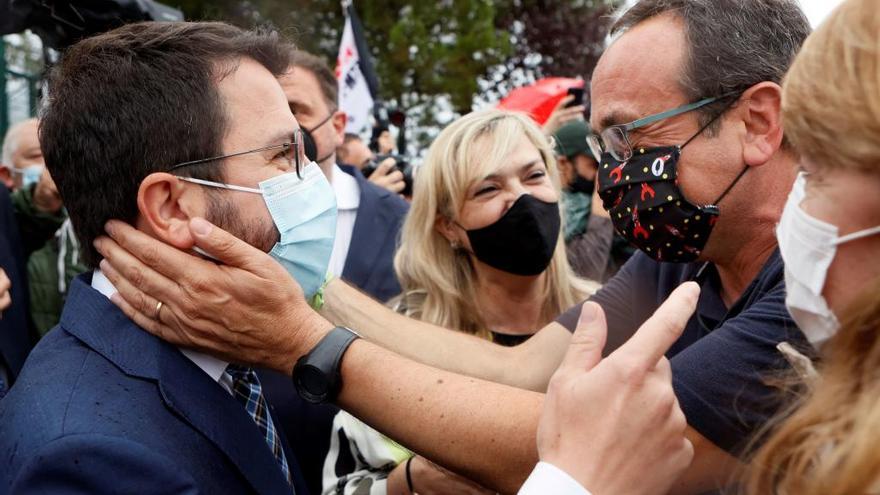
left=587, top=93, right=739, bottom=163
left=168, top=128, right=308, bottom=178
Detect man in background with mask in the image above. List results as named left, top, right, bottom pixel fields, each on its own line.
left=263, top=49, right=409, bottom=493
left=1, top=119, right=65, bottom=254
left=0, top=22, right=317, bottom=492
left=1, top=118, right=45, bottom=192
left=1, top=118, right=87, bottom=337
left=95, top=0, right=813, bottom=493
left=553, top=120, right=618, bottom=282
left=283, top=50, right=407, bottom=303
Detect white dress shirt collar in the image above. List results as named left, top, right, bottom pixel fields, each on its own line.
left=331, top=164, right=360, bottom=211
left=328, top=165, right=361, bottom=276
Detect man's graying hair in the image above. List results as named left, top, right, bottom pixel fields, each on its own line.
left=614, top=0, right=811, bottom=132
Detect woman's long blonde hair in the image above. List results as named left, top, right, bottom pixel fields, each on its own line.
left=393, top=109, right=596, bottom=336
left=746, top=1, right=880, bottom=493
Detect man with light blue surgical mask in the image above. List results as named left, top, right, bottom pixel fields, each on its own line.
left=2, top=119, right=45, bottom=191
left=1, top=118, right=65, bottom=242
left=0, top=23, right=321, bottom=493
left=170, top=128, right=337, bottom=300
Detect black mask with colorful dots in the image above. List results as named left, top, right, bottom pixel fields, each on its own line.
left=597, top=145, right=746, bottom=263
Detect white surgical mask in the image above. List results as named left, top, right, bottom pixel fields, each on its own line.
left=179, top=162, right=337, bottom=298
left=13, top=164, right=43, bottom=189
left=777, top=173, right=880, bottom=346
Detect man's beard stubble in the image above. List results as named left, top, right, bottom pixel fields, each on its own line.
left=205, top=189, right=279, bottom=253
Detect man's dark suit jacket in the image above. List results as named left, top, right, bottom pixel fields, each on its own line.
left=338, top=164, right=408, bottom=301
left=0, top=186, right=32, bottom=392
left=0, top=275, right=309, bottom=494
left=260, top=164, right=409, bottom=494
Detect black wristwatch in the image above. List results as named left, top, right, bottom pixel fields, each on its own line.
left=292, top=326, right=360, bottom=404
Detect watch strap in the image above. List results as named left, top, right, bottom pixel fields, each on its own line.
left=293, top=326, right=359, bottom=403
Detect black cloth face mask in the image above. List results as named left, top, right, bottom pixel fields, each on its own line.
left=301, top=113, right=334, bottom=164
left=568, top=171, right=595, bottom=195
left=460, top=194, right=561, bottom=276
left=597, top=136, right=747, bottom=263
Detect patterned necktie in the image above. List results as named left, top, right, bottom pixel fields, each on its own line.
left=224, top=364, right=293, bottom=489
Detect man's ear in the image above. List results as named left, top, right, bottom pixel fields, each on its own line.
left=331, top=110, right=347, bottom=148
left=136, top=172, right=202, bottom=249
left=0, top=166, right=13, bottom=190
left=737, top=82, right=784, bottom=168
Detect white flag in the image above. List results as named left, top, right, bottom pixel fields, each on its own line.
left=336, top=16, right=374, bottom=135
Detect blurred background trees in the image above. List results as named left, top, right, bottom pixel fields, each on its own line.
left=3, top=0, right=622, bottom=151
left=174, top=0, right=622, bottom=151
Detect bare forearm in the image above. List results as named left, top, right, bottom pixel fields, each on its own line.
left=667, top=428, right=742, bottom=495
left=337, top=339, right=542, bottom=494
left=323, top=280, right=534, bottom=388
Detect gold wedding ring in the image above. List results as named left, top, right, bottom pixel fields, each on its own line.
left=155, top=301, right=164, bottom=319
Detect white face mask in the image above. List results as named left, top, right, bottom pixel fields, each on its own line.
left=13, top=164, right=43, bottom=189
left=777, top=173, right=880, bottom=346
left=179, top=162, right=337, bottom=298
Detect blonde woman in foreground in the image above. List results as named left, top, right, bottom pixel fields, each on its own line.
left=323, top=110, right=598, bottom=495
left=745, top=0, right=880, bottom=493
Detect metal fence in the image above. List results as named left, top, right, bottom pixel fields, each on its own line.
left=1, top=38, right=41, bottom=140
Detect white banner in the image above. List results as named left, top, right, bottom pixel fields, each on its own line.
left=336, top=16, right=374, bottom=135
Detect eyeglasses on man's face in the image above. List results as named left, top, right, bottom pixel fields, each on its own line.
left=587, top=94, right=738, bottom=163
left=167, top=128, right=309, bottom=178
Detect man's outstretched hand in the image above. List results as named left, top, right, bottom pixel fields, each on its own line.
left=537, top=282, right=700, bottom=495
left=94, top=217, right=333, bottom=373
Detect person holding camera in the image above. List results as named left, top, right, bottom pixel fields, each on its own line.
left=338, top=133, right=409, bottom=196
left=363, top=156, right=412, bottom=198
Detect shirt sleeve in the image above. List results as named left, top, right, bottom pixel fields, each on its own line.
left=556, top=252, right=656, bottom=355
left=518, top=462, right=592, bottom=495
left=671, top=278, right=807, bottom=455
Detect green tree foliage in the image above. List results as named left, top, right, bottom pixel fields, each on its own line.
left=176, top=0, right=511, bottom=114
left=173, top=0, right=619, bottom=149
left=488, top=0, right=624, bottom=104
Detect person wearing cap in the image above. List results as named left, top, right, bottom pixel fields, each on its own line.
left=553, top=121, right=618, bottom=282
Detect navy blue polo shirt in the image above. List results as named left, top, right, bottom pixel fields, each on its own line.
left=556, top=248, right=808, bottom=455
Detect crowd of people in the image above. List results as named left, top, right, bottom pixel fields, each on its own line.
left=0, top=0, right=878, bottom=493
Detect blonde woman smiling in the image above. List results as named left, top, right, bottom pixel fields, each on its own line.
left=323, top=110, right=597, bottom=495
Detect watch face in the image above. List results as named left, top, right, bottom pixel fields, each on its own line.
left=296, top=364, right=330, bottom=403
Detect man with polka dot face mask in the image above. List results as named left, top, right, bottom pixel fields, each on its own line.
left=590, top=92, right=746, bottom=263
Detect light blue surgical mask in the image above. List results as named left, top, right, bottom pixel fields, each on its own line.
left=14, top=164, right=43, bottom=189
left=179, top=162, right=337, bottom=298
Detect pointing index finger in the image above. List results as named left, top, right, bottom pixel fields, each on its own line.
left=611, top=281, right=700, bottom=370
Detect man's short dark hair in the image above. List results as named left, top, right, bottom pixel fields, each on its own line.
left=613, top=0, right=811, bottom=131
left=343, top=133, right=362, bottom=144
left=289, top=50, right=338, bottom=111
left=40, top=22, right=290, bottom=267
